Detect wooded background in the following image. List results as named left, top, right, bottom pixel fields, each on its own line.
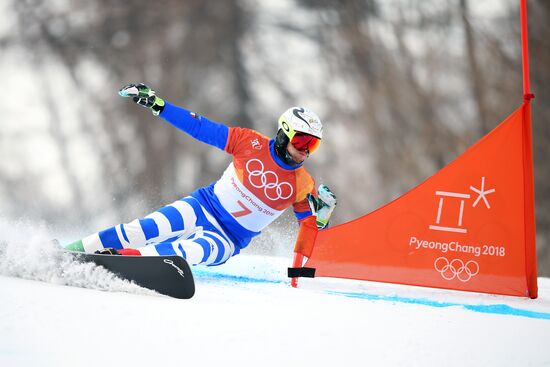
left=1, top=0, right=549, bottom=274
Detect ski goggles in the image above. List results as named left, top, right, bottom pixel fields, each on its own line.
left=290, top=133, right=321, bottom=154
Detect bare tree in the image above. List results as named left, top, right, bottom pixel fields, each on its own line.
left=460, top=0, right=490, bottom=135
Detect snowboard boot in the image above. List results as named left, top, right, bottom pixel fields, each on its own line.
left=65, top=239, right=85, bottom=252
left=94, top=248, right=120, bottom=255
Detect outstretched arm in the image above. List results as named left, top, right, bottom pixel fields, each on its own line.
left=160, top=102, right=229, bottom=150
left=119, top=83, right=229, bottom=150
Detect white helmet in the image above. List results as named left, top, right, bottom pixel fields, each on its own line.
left=277, top=107, right=323, bottom=140
left=274, top=107, right=323, bottom=166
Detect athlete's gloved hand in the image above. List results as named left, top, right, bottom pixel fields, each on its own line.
left=94, top=248, right=120, bottom=255
left=118, top=83, right=166, bottom=116
left=307, top=184, right=337, bottom=229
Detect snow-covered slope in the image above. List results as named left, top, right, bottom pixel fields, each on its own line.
left=1, top=220, right=549, bottom=367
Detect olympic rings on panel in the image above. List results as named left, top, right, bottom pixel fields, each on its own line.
left=246, top=159, right=293, bottom=201
left=434, top=257, right=480, bottom=282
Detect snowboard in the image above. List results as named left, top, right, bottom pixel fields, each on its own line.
left=70, top=252, right=195, bottom=299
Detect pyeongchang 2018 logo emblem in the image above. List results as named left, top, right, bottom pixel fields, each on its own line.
left=251, top=138, right=262, bottom=150
left=434, top=257, right=479, bottom=282
left=246, top=159, right=293, bottom=201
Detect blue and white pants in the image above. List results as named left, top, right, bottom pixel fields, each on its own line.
left=79, top=197, right=236, bottom=266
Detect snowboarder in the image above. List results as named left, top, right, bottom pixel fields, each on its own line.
left=66, top=83, right=337, bottom=266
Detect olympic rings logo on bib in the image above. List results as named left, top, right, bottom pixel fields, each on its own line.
left=246, top=159, right=293, bottom=201
left=434, top=257, right=479, bottom=282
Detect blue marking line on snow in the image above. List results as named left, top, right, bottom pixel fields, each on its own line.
left=193, top=269, right=283, bottom=284
left=328, top=291, right=550, bottom=320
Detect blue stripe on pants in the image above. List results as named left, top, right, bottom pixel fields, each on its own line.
left=98, top=227, right=123, bottom=249
left=163, top=235, right=181, bottom=244
left=157, top=206, right=185, bottom=232
left=193, top=238, right=212, bottom=263
left=120, top=224, right=129, bottom=242
left=153, top=242, right=178, bottom=256
left=139, top=218, right=159, bottom=240
left=177, top=244, right=187, bottom=259
left=203, top=233, right=226, bottom=264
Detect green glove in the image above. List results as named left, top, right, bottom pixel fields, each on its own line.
left=307, top=184, right=337, bottom=229
left=118, top=83, right=165, bottom=116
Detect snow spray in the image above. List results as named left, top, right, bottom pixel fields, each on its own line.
left=0, top=217, right=156, bottom=296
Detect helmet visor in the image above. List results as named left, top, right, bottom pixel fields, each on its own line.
left=290, top=133, right=321, bottom=154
